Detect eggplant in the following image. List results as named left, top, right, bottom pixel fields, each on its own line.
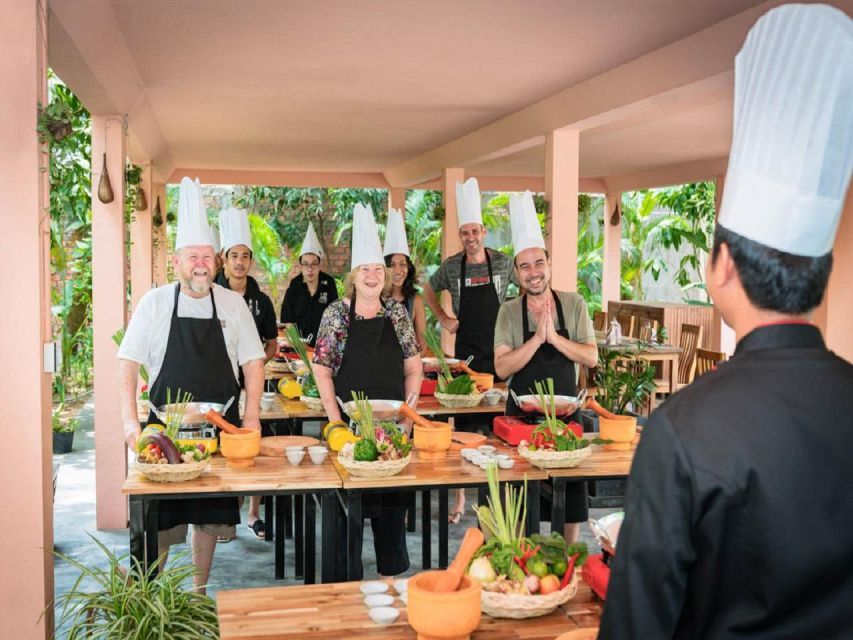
left=138, top=430, right=181, bottom=464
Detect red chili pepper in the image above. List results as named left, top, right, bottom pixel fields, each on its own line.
left=513, top=556, right=530, bottom=576
left=560, top=552, right=581, bottom=589
left=522, top=544, right=541, bottom=562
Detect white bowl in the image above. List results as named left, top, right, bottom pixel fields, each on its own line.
left=359, top=581, right=390, bottom=595
left=368, top=606, right=399, bottom=625
left=307, top=446, right=328, bottom=465
left=478, top=460, right=497, bottom=470
left=483, top=391, right=502, bottom=406
left=460, top=448, right=477, bottom=459
left=498, top=458, right=515, bottom=469
left=393, top=578, right=408, bottom=593
left=469, top=454, right=487, bottom=465
left=364, top=594, right=395, bottom=608
left=285, top=450, right=305, bottom=465
left=260, top=393, right=277, bottom=411
left=477, top=445, right=496, bottom=455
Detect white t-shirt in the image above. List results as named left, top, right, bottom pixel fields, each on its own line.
left=118, top=283, right=265, bottom=386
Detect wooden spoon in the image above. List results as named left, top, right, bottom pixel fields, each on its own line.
left=431, top=527, right=485, bottom=592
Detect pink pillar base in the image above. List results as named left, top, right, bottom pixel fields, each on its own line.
left=441, top=168, right=465, bottom=356
left=545, top=130, right=579, bottom=292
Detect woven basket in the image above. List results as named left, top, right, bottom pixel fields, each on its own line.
left=135, top=458, right=210, bottom=483
left=300, top=395, right=324, bottom=411
left=517, top=444, right=591, bottom=469
left=337, top=452, right=411, bottom=478
left=434, top=391, right=484, bottom=408
left=481, top=574, right=578, bottom=619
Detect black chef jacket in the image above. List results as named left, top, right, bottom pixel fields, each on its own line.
left=214, top=272, right=277, bottom=345
left=600, top=323, right=853, bottom=640
left=279, top=272, right=338, bottom=346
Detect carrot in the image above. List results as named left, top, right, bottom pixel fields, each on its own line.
left=398, top=403, right=435, bottom=429
left=204, top=409, right=243, bottom=435
left=456, top=362, right=477, bottom=376
left=586, top=398, right=618, bottom=420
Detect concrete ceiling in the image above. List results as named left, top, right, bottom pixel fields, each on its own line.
left=49, top=0, right=848, bottom=186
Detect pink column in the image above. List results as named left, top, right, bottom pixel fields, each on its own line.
left=545, top=129, right=579, bottom=292
left=92, top=115, right=128, bottom=529
left=388, top=187, right=408, bottom=214
left=441, top=168, right=464, bottom=355
left=711, top=174, right=736, bottom=354
left=0, top=1, right=54, bottom=636
left=130, top=164, right=153, bottom=312
left=601, top=191, right=622, bottom=312
left=152, top=182, right=169, bottom=286
left=822, top=188, right=853, bottom=363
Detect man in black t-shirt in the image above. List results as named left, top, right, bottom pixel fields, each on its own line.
left=280, top=223, right=338, bottom=346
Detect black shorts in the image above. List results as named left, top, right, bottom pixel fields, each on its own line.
left=540, top=480, right=588, bottom=524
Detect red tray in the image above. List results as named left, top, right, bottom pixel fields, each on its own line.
left=492, top=416, right=582, bottom=445
left=420, top=379, right=437, bottom=396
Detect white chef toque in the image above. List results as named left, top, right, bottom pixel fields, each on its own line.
left=718, top=4, right=853, bottom=257
left=509, top=191, right=545, bottom=256
left=299, top=222, right=324, bottom=259
left=219, top=207, right=253, bottom=254
left=350, top=203, right=384, bottom=268
left=210, top=221, right=221, bottom=254
left=383, top=208, right=411, bottom=257
left=456, top=177, right=483, bottom=228
left=175, top=177, right=215, bottom=249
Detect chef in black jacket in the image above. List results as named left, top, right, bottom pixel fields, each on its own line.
left=280, top=222, right=338, bottom=346
left=600, top=6, right=853, bottom=638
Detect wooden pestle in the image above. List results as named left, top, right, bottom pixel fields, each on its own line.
left=431, top=527, right=485, bottom=592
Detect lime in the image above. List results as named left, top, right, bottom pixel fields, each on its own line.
left=551, top=558, right=568, bottom=577
left=527, top=558, right=549, bottom=578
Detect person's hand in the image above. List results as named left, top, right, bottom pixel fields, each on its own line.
left=441, top=315, right=460, bottom=334
left=242, top=415, right=261, bottom=432
left=545, top=305, right=559, bottom=344
left=123, top=419, right=141, bottom=451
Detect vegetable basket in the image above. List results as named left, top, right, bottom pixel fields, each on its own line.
left=481, top=573, right=579, bottom=618
left=517, top=444, right=591, bottom=469
left=336, top=452, right=411, bottom=478
left=300, top=395, right=324, bottom=411
left=434, top=391, right=484, bottom=408
left=135, top=458, right=210, bottom=483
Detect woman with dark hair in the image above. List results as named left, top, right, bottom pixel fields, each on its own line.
left=384, top=210, right=426, bottom=353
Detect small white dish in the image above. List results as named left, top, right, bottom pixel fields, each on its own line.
left=494, top=453, right=511, bottom=462
left=260, top=392, right=277, bottom=411
left=478, top=460, right=496, bottom=470
left=399, top=592, right=408, bottom=605
left=477, top=445, right=496, bottom=455
left=359, top=581, right=390, bottom=595
left=393, top=578, right=408, bottom=593
left=460, top=448, right=476, bottom=459
left=364, top=594, right=394, bottom=607
left=285, top=450, right=305, bottom=465
left=469, top=454, right=487, bottom=465
left=368, top=606, right=400, bottom=625
left=307, top=445, right=328, bottom=465
left=498, top=458, right=515, bottom=469
left=483, top=390, right=502, bottom=405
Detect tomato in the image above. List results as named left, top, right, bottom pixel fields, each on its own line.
left=539, top=574, right=561, bottom=595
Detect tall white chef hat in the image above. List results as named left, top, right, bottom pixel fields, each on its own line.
left=210, top=221, right=221, bottom=254
left=456, top=177, right=483, bottom=228
left=175, top=177, right=215, bottom=250
left=299, top=222, right=324, bottom=259
left=718, top=4, right=853, bottom=257
left=350, top=203, right=384, bottom=269
left=509, top=191, right=546, bottom=256
left=383, top=208, right=410, bottom=257
left=219, top=207, right=253, bottom=254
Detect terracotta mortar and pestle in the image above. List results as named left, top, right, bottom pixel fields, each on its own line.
left=407, top=528, right=484, bottom=640
left=205, top=410, right=261, bottom=467
left=400, top=404, right=452, bottom=460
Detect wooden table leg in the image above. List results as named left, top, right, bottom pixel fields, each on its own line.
left=295, top=495, right=304, bottom=580
left=347, top=491, right=362, bottom=581
left=527, top=480, right=541, bottom=535
left=421, top=490, right=431, bottom=570
left=263, top=495, right=274, bottom=542
left=321, top=491, right=336, bottom=583
left=304, top=494, right=316, bottom=584
left=477, top=486, right=488, bottom=507
left=551, top=479, right=566, bottom=535
left=143, top=498, right=159, bottom=573
left=406, top=493, right=417, bottom=532
left=275, top=495, right=285, bottom=580
left=129, top=496, right=145, bottom=570
left=438, top=489, right=449, bottom=569
left=283, top=496, right=293, bottom=539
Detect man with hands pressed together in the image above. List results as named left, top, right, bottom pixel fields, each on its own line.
left=494, top=191, right=597, bottom=543
left=118, top=177, right=265, bottom=593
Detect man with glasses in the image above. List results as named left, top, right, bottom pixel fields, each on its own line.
left=280, top=223, right=338, bottom=346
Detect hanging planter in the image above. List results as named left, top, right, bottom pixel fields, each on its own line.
left=37, top=101, right=75, bottom=144
left=98, top=153, right=115, bottom=204
left=152, top=195, right=163, bottom=227
left=134, top=187, right=148, bottom=211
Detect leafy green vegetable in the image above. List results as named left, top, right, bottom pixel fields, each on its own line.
left=443, top=374, right=475, bottom=395
left=353, top=439, right=379, bottom=461
left=380, top=421, right=412, bottom=457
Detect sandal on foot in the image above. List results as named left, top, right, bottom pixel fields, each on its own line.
left=216, top=535, right=234, bottom=543
left=448, top=511, right=463, bottom=525
left=247, top=519, right=266, bottom=540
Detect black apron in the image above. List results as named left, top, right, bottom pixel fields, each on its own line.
left=333, top=296, right=409, bottom=579
left=455, top=251, right=500, bottom=375
left=147, top=284, right=241, bottom=530
left=506, top=291, right=578, bottom=417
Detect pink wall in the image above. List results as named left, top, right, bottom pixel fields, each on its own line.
left=0, top=1, right=54, bottom=637
left=152, top=182, right=169, bottom=286
left=130, top=163, right=153, bottom=312
left=441, top=168, right=464, bottom=355
left=545, top=129, right=579, bottom=291
left=823, top=188, right=853, bottom=363
left=92, top=116, right=129, bottom=529
left=601, top=192, right=622, bottom=310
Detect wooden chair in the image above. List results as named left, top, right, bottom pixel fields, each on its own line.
left=675, top=323, right=703, bottom=389
left=593, top=310, right=607, bottom=332
left=614, top=310, right=635, bottom=338
left=695, top=348, right=727, bottom=377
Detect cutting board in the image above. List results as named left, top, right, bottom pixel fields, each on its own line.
left=448, top=431, right=487, bottom=450
left=259, top=435, right=320, bottom=457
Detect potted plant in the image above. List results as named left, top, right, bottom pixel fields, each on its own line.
left=37, top=100, right=76, bottom=144
left=587, top=345, right=657, bottom=450
left=52, top=404, right=78, bottom=455
left=48, top=536, right=219, bottom=639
